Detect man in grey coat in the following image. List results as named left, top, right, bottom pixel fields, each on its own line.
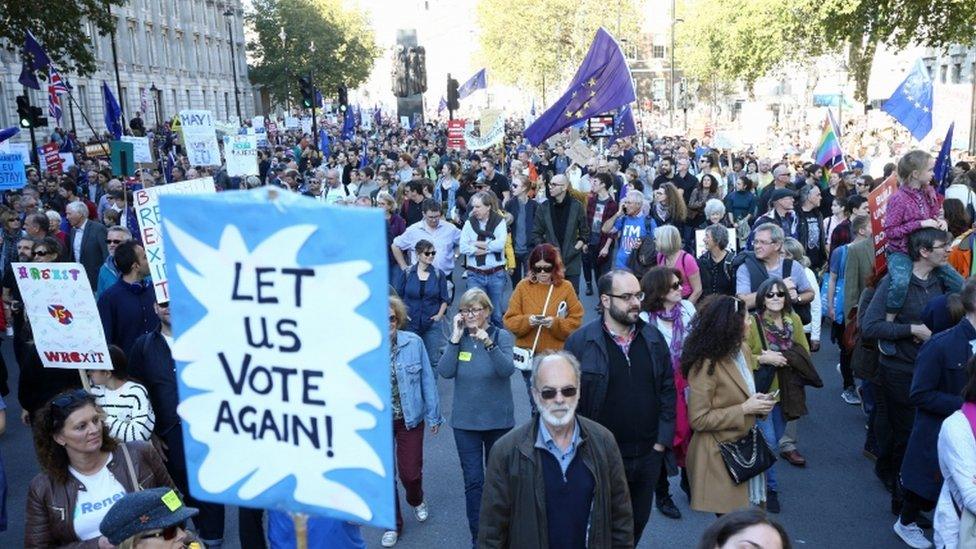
left=532, top=174, right=589, bottom=295
left=478, top=351, right=633, bottom=548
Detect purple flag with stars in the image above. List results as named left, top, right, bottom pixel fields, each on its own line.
left=524, top=28, right=635, bottom=146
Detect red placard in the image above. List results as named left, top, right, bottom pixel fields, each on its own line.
left=447, top=119, right=466, bottom=150
left=40, top=142, right=62, bottom=175
left=868, top=174, right=898, bottom=273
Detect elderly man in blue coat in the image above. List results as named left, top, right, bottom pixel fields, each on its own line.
left=900, top=277, right=976, bottom=540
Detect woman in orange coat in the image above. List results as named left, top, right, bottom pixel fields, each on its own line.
left=503, top=243, right=584, bottom=411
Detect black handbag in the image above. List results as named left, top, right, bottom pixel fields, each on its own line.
left=752, top=314, right=776, bottom=393
left=716, top=425, right=777, bottom=485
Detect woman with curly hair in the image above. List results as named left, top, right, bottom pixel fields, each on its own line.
left=25, top=390, right=174, bottom=548
left=651, top=183, right=689, bottom=228
left=682, top=295, right=775, bottom=515
left=689, top=174, right=723, bottom=227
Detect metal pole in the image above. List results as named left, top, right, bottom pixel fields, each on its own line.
left=447, top=73, right=453, bottom=121
left=310, top=72, right=319, bottom=154
left=106, top=0, right=126, bottom=122
left=225, top=9, right=243, bottom=121
left=669, top=0, right=676, bottom=128
left=22, top=87, right=38, bottom=166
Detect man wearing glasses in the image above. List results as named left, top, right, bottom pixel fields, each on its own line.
left=532, top=174, right=589, bottom=295
left=565, top=270, right=675, bottom=545
left=736, top=223, right=814, bottom=310
left=96, top=226, right=133, bottom=298
left=392, top=199, right=461, bottom=294
left=479, top=351, right=633, bottom=547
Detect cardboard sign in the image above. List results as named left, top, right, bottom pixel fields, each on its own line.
left=160, top=188, right=394, bottom=528
left=252, top=116, right=265, bottom=130
left=565, top=140, right=595, bottom=166
left=301, top=118, right=312, bottom=136
left=122, top=135, right=153, bottom=163
left=110, top=140, right=136, bottom=177
left=0, top=142, right=31, bottom=165
left=179, top=110, right=221, bottom=166
left=40, top=142, right=62, bottom=175
left=447, top=119, right=466, bottom=150
left=463, top=116, right=504, bottom=151
left=695, top=227, right=738, bottom=257
left=84, top=143, right=110, bottom=158
left=224, top=135, right=259, bottom=177
left=0, top=154, right=27, bottom=190
left=868, top=174, right=898, bottom=273
left=12, top=262, right=110, bottom=370
left=134, top=177, right=218, bottom=302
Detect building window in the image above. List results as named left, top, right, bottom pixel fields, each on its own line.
left=128, top=23, right=138, bottom=64
left=194, top=36, right=201, bottom=70
left=172, top=89, right=178, bottom=113
left=146, top=29, right=156, bottom=65
left=79, top=85, right=90, bottom=120
left=653, top=45, right=665, bottom=59
left=952, top=63, right=962, bottom=84
left=186, top=89, right=192, bottom=110
left=940, top=65, right=947, bottom=83
left=175, top=33, right=184, bottom=67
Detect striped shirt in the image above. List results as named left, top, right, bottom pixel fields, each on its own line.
left=90, top=380, right=156, bottom=442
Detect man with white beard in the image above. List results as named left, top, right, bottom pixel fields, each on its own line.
left=477, top=351, right=634, bottom=547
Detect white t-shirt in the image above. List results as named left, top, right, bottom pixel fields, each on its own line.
left=70, top=455, right=126, bottom=540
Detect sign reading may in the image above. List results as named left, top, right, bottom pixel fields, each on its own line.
left=13, top=262, right=110, bottom=369
left=159, top=188, right=394, bottom=528
left=134, top=177, right=217, bottom=302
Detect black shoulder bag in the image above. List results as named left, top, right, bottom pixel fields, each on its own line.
left=717, top=425, right=777, bottom=484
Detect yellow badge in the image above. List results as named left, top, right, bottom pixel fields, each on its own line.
left=458, top=351, right=472, bottom=362
left=161, top=490, right=182, bottom=512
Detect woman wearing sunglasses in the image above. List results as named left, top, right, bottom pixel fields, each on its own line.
left=393, top=239, right=450, bottom=364
left=100, top=487, right=199, bottom=548
left=437, top=288, right=515, bottom=547
left=746, top=278, right=817, bottom=514
left=503, top=244, right=584, bottom=411
left=639, top=266, right=697, bottom=520
left=32, top=236, right=63, bottom=264
left=25, top=390, right=175, bottom=548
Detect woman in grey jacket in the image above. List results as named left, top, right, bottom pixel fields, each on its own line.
left=437, top=288, right=515, bottom=547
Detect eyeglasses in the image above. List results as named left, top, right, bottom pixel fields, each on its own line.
left=33, top=249, right=52, bottom=256
left=459, top=307, right=485, bottom=316
left=138, top=524, right=183, bottom=542
left=538, top=386, right=578, bottom=400
left=753, top=239, right=774, bottom=247
left=766, top=291, right=786, bottom=299
left=105, top=239, right=124, bottom=245
left=421, top=251, right=436, bottom=257
left=606, top=291, right=645, bottom=302
left=533, top=265, right=553, bottom=273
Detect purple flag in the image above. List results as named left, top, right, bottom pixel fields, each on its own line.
left=524, top=28, right=635, bottom=145
left=934, top=122, right=954, bottom=195
left=610, top=103, right=636, bottom=144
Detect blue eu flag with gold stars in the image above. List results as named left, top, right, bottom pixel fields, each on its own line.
left=524, top=28, right=635, bottom=146
left=881, top=59, right=933, bottom=142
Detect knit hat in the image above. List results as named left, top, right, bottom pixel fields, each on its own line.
left=100, top=487, right=198, bottom=545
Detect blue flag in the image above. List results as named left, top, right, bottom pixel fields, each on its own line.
left=315, top=90, right=323, bottom=109
left=373, top=107, right=382, bottom=126
left=610, top=103, right=636, bottom=144
left=102, top=82, right=123, bottom=139
left=437, top=97, right=447, bottom=114
left=0, top=127, right=19, bottom=145
left=358, top=141, right=368, bottom=169
left=342, top=108, right=356, bottom=141
left=354, top=105, right=362, bottom=128
left=319, top=129, right=331, bottom=157
left=458, top=69, right=487, bottom=100
left=524, top=28, right=636, bottom=146
left=18, top=30, right=51, bottom=89
left=881, top=59, right=933, bottom=142
left=934, top=122, right=955, bottom=195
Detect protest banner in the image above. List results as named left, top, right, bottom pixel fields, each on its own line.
left=284, top=116, right=300, bottom=130
left=159, top=187, right=394, bottom=528
left=179, top=110, right=221, bottom=166
left=868, top=174, right=898, bottom=273
left=695, top=227, right=738, bottom=257
left=447, top=119, right=466, bottom=150
left=0, top=141, right=30, bottom=165
left=60, top=153, right=75, bottom=171
left=39, top=142, right=62, bottom=174
left=83, top=142, right=110, bottom=158
left=12, top=262, right=110, bottom=370
left=122, top=135, right=153, bottom=163
left=0, top=154, right=27, bottom=190
left=224, top=135, right=259, bottom=177
left=399, top=116, right=410, bottom=129
left=463, top=116, right=504, bottom=150
left=134, top=177, right=217, bottom=302
left=565, top=140, right=595, bottom=166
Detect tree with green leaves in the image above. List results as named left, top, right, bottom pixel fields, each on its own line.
left=0, top=0, right=124, bottom=76
left=475, top=0, right=641, bottom=105
left=247, top=0, right=379, bottom=108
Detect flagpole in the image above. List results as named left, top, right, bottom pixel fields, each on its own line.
left=105, top=0, right=126, bottom=122
left=63, top=90, right=107, bottom=148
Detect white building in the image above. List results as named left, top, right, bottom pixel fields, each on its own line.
left=0, top=0, right=254, bottom=142
left=921, top=45, right=976, bottom=152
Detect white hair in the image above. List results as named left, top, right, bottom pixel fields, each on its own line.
left=66, top=201, right=88, bottom=218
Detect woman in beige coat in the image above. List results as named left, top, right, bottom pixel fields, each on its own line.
left=680, top=295, right=776, bottom=515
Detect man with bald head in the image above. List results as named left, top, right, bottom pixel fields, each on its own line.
left=478, top=351, right=633, bottom=547
left=532, top=173, right=589, bottom=294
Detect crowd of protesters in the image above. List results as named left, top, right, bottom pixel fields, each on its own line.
left=0, top=108, right=973, bottom=549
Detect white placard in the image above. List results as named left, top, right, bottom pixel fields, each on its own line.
left=224, top=135, right=259, bottom=177
left=179, top=110, right=221, bottom=166
left=122, top=135, right=153, bottom=163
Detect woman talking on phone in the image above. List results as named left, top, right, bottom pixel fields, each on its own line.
left=503, top=244, right=583, bottom=410
left=437, top=288, right=515, bottom=547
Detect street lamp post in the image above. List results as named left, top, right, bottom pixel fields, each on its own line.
left=223, top=7, right=243, bottom=122
left=150, top=83, right=162, bottom=127
left=670, top=0, right=676, bottom=128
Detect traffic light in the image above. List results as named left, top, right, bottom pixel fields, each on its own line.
left=447, top=77, right=460, bottom=111
left=16, top=96, right=30, bottom=128
left=30, top=106, right=47, bottom=128
left=298, top=76, right=315, bottom=109
left=337, top=85, right=348, bottom=112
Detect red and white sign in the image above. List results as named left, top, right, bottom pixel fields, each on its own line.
left=868, top=174, right=898, bottom=273
left=447, top=119, right=466, bottom=150
left=39, top=142, right=62, bottom=175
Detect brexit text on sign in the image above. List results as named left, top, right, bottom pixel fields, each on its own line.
left=12, top=262, right=110, bottom=369
left=134, top=177, right=217, bottom=302
left=159, top=188, right=394, bottom=528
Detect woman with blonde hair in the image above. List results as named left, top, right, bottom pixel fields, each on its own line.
left=655, top=224, right=702, bottom=304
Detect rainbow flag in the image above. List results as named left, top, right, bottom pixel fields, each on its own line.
left=813, top=109, right=847, bottom=185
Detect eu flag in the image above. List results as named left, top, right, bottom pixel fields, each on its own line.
left=102, top=81, right=123, bottom=140
left=610, top=103, right=636, bottom=144
left=934, top=122, right=955, bottom=195
left=437, top=97, right=447, bottom=114
left=319, top=129, right=331, bottom=157
left=458, top=69, right=487, bottom=100
left=881, top=59, right=933, bottom=142
left=342, top=107, right=355, bottom=140
left=18, top=30, right=51, bottom=89
left=524, top=28, right=636, bottom=146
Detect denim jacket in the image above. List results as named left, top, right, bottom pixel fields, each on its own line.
left=393, top=330, right=443, bottom=430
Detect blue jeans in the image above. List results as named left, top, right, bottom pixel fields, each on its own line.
left=757, top=405, right=786, bottom=491
left=453, top=427, right=510, bottom=543
left=467, top=269, right=508, bottom=327
left=418, top=319, right=447, bottom=365
left=885, top=251, right=963, bottom=312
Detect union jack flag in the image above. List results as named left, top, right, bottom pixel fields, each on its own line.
left=48, top=66, right=69, bottom=126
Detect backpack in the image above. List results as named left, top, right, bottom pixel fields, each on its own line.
left=626, top=217, right=658, bottom=280
left=734, top=252, right=812, bottom=324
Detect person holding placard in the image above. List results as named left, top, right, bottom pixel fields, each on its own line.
left=89, top=345, right=156, bottom=443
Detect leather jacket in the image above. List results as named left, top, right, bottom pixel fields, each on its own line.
left=25, top=441, right=174, bottom=548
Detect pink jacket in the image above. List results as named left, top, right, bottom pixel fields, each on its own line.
left=884, top=184, right=942, bottom=254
